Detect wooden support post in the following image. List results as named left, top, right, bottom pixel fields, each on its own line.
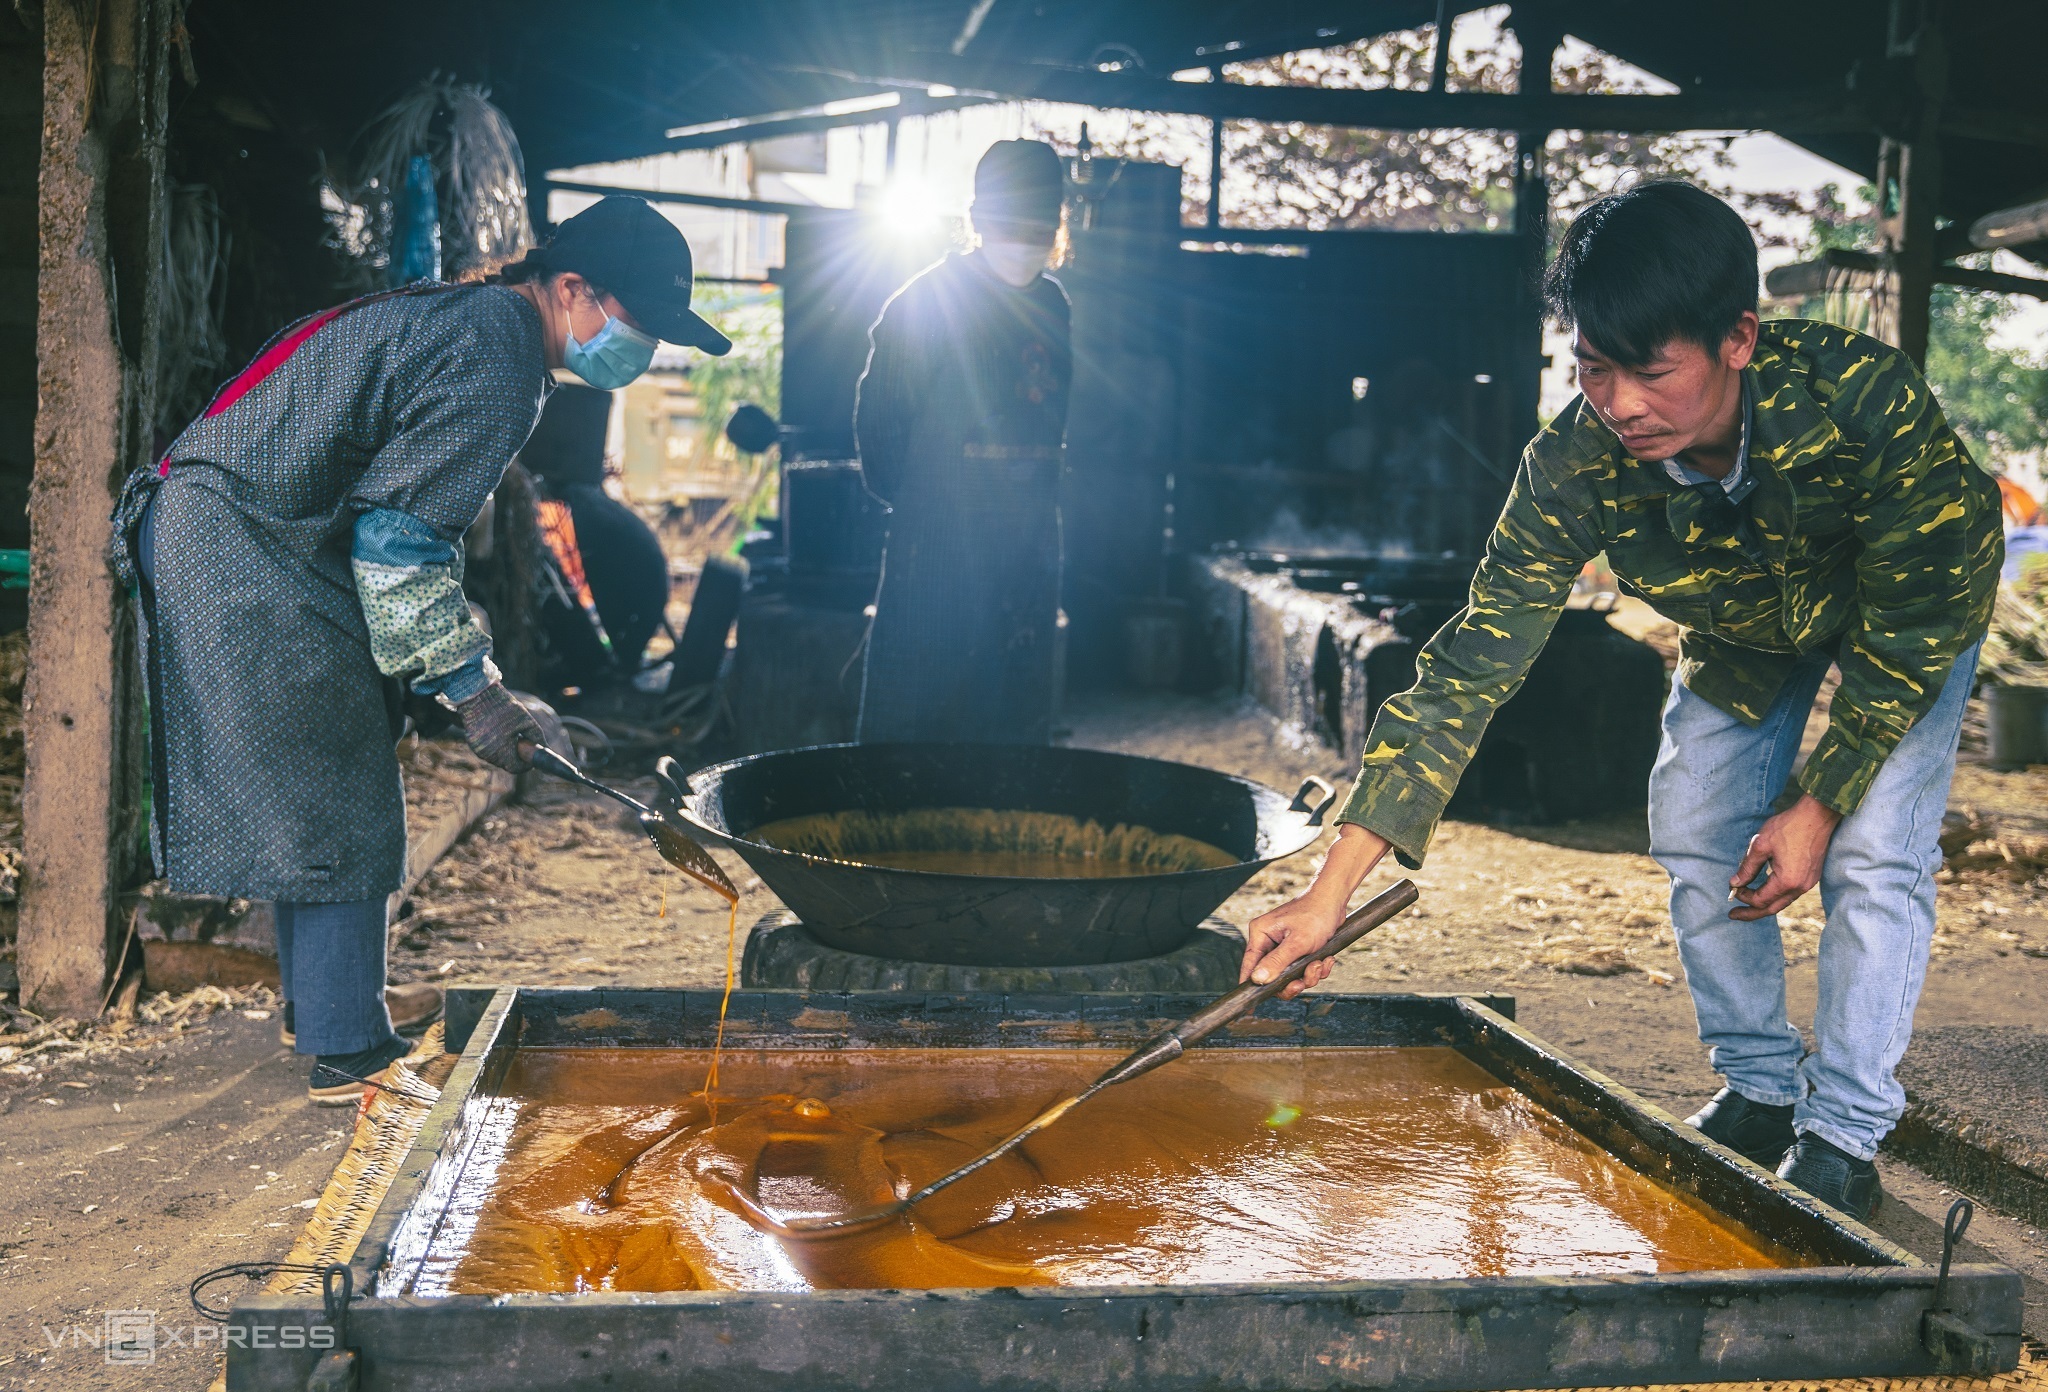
left=1429, top=0, right=1453, bottom=93
left=22, top=0, right=168, bottom=1017
left=1508, top=5, right=1563, bottom=272
left=1888, top=130, right=1942, bottom=365
left=1882, top=6, right=1945, bottom=366
left=1509, top=7, right=1562, bottom=497
left=1206, top=65, right=1223, bottom=231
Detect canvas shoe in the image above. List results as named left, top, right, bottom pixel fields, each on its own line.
left=307, top=1037, right=412, bottom=1107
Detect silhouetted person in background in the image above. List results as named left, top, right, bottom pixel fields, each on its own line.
left=853, top=140, right=1073, bottom=743
left=520, top=383, right=673, bottom=685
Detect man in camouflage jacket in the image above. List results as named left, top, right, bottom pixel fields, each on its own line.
left=1242, top=182, right=2002, bottom=1222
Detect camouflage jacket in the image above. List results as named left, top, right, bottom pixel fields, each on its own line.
left=1337, top=320, right=2003, bottom=867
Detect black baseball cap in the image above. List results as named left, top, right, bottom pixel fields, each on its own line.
left=542, top=196, right=732, bottom=355
left=973, top=140, right=1065, bottom=233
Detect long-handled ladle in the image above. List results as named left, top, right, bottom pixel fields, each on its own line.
left=522, top=744, right=738, bottom=902
left=742, top=878, right=1420, bottom=1238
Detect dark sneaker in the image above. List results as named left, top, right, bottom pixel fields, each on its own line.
left=1684, top=1088, right=1796, bottom=1169
left=279, top=1000, right=295, bottom=1049
left=1777, top=1133, right=1882, bottom=1221
left=308, top=1037, right=412, bottom=1107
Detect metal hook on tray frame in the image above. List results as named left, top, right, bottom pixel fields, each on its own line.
left=1932, top=1196, right=1971, bottom=1312
left=320, top=1263, right=352, bottom=1341
left=1920, top=1196, right=2004, bottom=1374
left=306, top=1262, right=359, bottom=1391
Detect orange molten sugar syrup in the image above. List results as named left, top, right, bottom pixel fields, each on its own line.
left=413, top=1045, right=1796, bottom=1295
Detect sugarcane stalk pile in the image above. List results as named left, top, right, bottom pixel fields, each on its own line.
left=0, top=629, right=24, bottom=965
left=0, top=982, right=283, bottom=1079
left=1981, top=569, right=2048, bottom=686
left=1939, top=804, right=2048, bottom=895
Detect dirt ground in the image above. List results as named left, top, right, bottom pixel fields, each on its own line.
left=2, top=691, right=2045, bottom=1386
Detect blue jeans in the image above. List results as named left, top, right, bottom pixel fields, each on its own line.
left=275, top=900, right=399, bottom=1057
left=1647, top=640, right=1980, bottom=1161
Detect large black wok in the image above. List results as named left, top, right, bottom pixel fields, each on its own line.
left=674, top=743, right=1337, bottom=967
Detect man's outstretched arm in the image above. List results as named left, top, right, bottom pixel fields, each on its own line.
left=1241, top=448, right=1599, bottom=995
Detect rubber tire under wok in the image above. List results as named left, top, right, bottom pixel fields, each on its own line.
left=679, top=743, right=1327, bottom=967
left=741, top=917, right=1246, bottom=993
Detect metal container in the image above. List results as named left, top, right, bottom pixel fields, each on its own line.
left=1237, top=549, right=1477, bottom=601
left=1122, top=596, right=1187, bottom=690
left=673, top=743, right=1335, bottom=966
left=781, top=459, right=888, bottom=577
left=227, top=986, right=2023, bottom=1391
left=1984, top=681, right=2048, bottom=769
left=1201, top=550, right=1665, bottom=820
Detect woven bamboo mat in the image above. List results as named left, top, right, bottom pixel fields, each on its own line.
left=204, top=1031, right=450, bottom=1391
left=264, top=1023, right=448, bottom=1298
left=1540, top=1359, right=2039, bottom=1392
left=246, top=1029, right=2043, bottom=1392
left=1524, top=1354, right=2047, bottom=1392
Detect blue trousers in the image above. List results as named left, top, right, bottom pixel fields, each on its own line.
left=275, top=899, right=399, bottom=1056
left=1647, top=640, right=1980, bottom=1160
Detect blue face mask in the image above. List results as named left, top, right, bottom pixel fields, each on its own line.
left=564, top=310, right=659, bottom=390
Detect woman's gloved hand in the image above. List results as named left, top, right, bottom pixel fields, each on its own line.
left=451, top=681, right=546, bottom=773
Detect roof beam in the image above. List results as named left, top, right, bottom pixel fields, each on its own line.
left=1970, top=196, right=2048, bottom=253
left=1179, top=3, right=1441, bottom=66
left=546, top=179, right=825, bottom=219
left=951, top=0, right=1000, bottom=55
left=1937, top=108, right=2048, bottom=149
left=1938, top=260, right=2048, bottom=300
left=782, top=53, right=1871, bottom=133
left=661, top=90, right=992, bottom=153
left=1765, top=247, right=2048, bottom=302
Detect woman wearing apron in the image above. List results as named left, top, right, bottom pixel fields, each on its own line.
left=112, top=196, right=729, bottom=1102
left=854, top=140, right=1073, bottom=744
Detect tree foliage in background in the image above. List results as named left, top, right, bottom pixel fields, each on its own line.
left=1050, top=7, right=1749, bottom=237
left=1210, top=27, right=1517, bottom=232
left=1043, top=6, right=2048, bottom=471
left=1221, top=18, right=1749, bottom=235
left=682, top=285, right=785, bottom=554
left=684, top=285, right=783, bottom=451
left=1772, top=186, right=2048, bottom=473
left=1924, top=288, right=2048, bottom=474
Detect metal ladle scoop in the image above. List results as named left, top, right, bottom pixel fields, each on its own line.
left=523, top=744, right=739, bottom=901
left=740, top=877, right=1420, bottom=1239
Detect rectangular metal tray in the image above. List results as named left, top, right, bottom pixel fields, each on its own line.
left=228, top=988, right=2023, bottom=1391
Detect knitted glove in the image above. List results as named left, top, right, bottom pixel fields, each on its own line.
left=450, top=681, right=545, bottom=774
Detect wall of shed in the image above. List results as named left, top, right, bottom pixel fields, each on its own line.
left=0, top=9, right=37, bottom=632
left=0, top=0, right=42, bottom=969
